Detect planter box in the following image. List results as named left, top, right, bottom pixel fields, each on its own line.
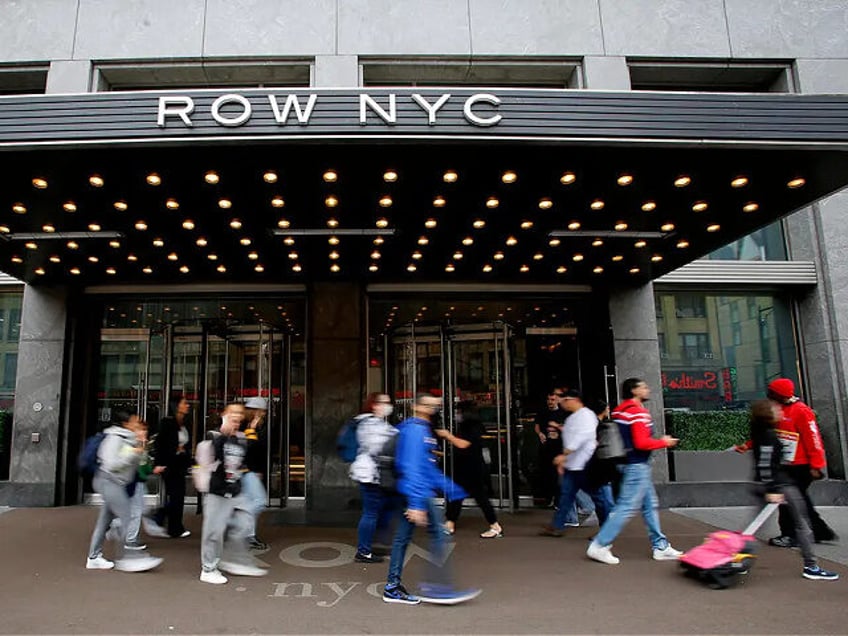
left=670, top=450, right=752, bottom=483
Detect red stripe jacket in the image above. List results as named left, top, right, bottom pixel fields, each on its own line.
left=612, top=398, right=669, bottom=463
left=777, top=400, right=826, bottom=470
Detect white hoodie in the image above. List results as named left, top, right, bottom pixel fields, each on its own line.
left=97, top=426, right=142, bottom=486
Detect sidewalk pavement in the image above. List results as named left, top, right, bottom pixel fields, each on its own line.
left=0, top=505, right=845, bottom=635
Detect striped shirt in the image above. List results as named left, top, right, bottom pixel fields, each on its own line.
left=612, top=398, right=668, bottom=464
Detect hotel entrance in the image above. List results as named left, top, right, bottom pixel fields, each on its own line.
left=91, top=296, right=306, bottom=504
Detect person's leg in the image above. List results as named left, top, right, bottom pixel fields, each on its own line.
left=445, top=497, right=463, bottom=524
left=166, top=472, right=188, bottom=536
left=222, top=505, right=257, bottom=567
left=375, top=492, right=401, bottom=547
left=357, top=483, right=383, bottom=555
left=782, top=484, right=817, bottom=568
left=470, top=482, right=498, bottom=526
left=200, top=494, right=230, bottom=572
left=98, top=479, right=132, bottom=563
left=239, top=471, right=265, bottom=540
left=126, top=482, right=144, bottom=546
left=577, top=470, right=614, bottom=527
left=88, top=476, right=116, bottom=560
left=421, top=497, right=452, bottom=589
left=385, top=507, right=416, bottom=589
left=576, top=489, right=596, bottom=515
left=638, top=469, right=670, bottom=551
left=550, top=471, right=581, bottom=530
left=591, top=463, right=648, bottom=548
left=794, top=469, right=837, bottom=541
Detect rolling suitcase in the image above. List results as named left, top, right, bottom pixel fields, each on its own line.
left=679, top=503, right=779, bottom=589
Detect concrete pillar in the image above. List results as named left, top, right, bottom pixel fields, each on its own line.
left=6, top=286, right=68, bottom=506
left=608, top=282, right=669, bottom=481
left=45, top=60, right=92, bottom=94
left=313, top=55, right=359, bottom=87
left=306, top=282, right=365, bottom=519
left=582, top=56, right=631, bottom=90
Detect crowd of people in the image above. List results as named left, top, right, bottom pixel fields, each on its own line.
left=83, top=374, right=839, bottom=602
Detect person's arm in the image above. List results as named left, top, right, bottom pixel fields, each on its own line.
left=628, top=412, right=677, bottom=451
left=435, top=428, right=471, bottom=449
left=795, top=405, right=827, bottom=473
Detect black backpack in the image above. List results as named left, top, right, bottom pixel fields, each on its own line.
left=595, top=418, right=626, bottom=460
left=375, top=432, right=399, bottom=492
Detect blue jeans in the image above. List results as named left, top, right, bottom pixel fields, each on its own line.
left=561, top=489, right=597, bottom=524
left=552, top=470, right=614, bottom=529
left=592, top=462, right=669, bottom=550
left=386, top=497, right=451, bottom=590
left=357, top=483, right=398, bottom=554
left=240, top=471, right=266, bottom=537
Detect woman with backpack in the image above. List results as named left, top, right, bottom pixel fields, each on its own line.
left=349, top=393, right=398, bottom=563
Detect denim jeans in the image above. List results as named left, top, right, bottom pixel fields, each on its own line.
left=357, top=483, right=398, bottom=554
left=386, top=497, right=451, bottom=590
left=240, top=471, right=267, bottom=538
left=552, top=470, right=614, bottom=529
left=592, top=462, right=669, bottom=550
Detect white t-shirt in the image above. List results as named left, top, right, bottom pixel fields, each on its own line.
left=562, top=407, right=599, bottom=471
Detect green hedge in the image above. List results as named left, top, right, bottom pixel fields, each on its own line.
left=664, top=410, right=749, bottom=451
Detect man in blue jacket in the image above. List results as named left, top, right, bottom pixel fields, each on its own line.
left=383, top=394, right=481, bottom=605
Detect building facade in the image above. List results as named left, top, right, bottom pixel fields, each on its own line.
left=1, top=0, right=848, bottom=514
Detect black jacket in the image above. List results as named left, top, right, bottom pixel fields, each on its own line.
left=751, top=424, right=792, bottom=494
left=154, top=416, right=191, bottom=475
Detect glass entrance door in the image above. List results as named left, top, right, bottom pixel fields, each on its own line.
left=387, top=322, right=519, bottom=510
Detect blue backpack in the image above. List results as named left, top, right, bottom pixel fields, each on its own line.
left=78, top=432, right=105, bottom=476
left=336, top=416, right=362, bottom=463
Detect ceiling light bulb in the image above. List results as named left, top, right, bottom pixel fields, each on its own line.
left=248, top=252, right=259, bottom=260
left=661, top=223, right=675, bottom=232
left=443, top=170, right=458, bottom=183
left=329, top=251, right=340, bottom=260
left=67, top=241, right=79, bottom=249
left=629, top=267, right=640, bottom=274
left=743, top=202, right=759, bottom=213
left=32, top=177, right=48, bottom=189
left=674, top=175, right=691, bottom=187
left=292, top=264, right=302, bottom=272
left=63, top=201, right=77, bottom=213
left=146, top=173, right=161, bottom=186
left=134, top=221, right=147, bottom=231
left=483, top=264, right=493, bottom=273
left=284, top=237, right=295, bottom=245
left=407, top=264, right=417, bottom=272
left=376, top=218, right=389, bottom=228
left=196, top=237, right=208, bottom=247
left=208, top=253, right=218, bottom=261
left=590, top=200, right=605, bottom=211
left=445, top=264, right=456, bottom=272
left=71, top=267, right=82, bottom=275
left=612, top=255, right=624, bottom=262
left=520, top=220, right=535, bottom=231
left=277, top=219, right=290, bottom=229
left=567, top=222, right=581, bottom=230
left=109, top=241, right=120, bottom=248
left=433, top=196, right=446, bottom=208
left=218, top=198, right=232, bottom=209
left=634, top=240, right=647, bottom=248
left=89, top=175, right=104, bottom=187
left=379, top=195, right=392, bottom=208
left=330, top=263, right=340, bottom=273
left=538, top=198, right=553, bottom=210
left=88, top=223, right=101, bottom=232
left=494, top=252, right=505, bottom=260
left=370, top=251, right=381, bottom=260
left=707, top=224, right=721, bottom=232
left=412, top=251, right=423, bottom=260
left=453, top=251, right=463, bottom=260
left=731, top=176, right=749, bottom=188
left=0, top=225, right=8, bottom=233
left=417, top=236, right=429, bottom=246
left=520, top=265, right=530, bottom=273
left=106, top=267, right=117, bottom=275
left=180, top=265, right=190, bottom=273
left=328, top=236, right=340, bottom=245
left=369, top=264, right=379, bottom=272
left=323, top=170, right=337, bottom=183
left=462, top=237, right=474, bottom=246
left=472, top=219, right=486, bottom=229
left=230, top=219, right=242, bottom=229
left=425, top=218, right=437, bottom=229
left=179, top=218, right=196, bottom=231
left=43, top=224, right=55, bottom=233
left=25, top=242, right=37, bottom=250
left=10, top=256, right=23, bottom=263
left=787, top=177, right=806, bottom=189
left=614, top=222, right=628, bottom=231
left=651, top=255, right=663, bottom=262
left=254, top=264, right=265, bottom=272
left=549, top=238, right=561, bottom=247
left=373, top=237, right=384, bottom=245
left=383, top=170, right=398, bottom=182
left=556, top=266, right=567, bottom=274
left=271, top=197, right=285, bottom=208
left=49, top=255, right=60, bottom=263
left=288, top=251, right=299, bottom=260
left=500, top=170, right=518, bottom=184
left=593, top=266, right=604, bottom=274
left=617, top=174, right=633, bottom=186
left=12, top=203, right=26, bottom=214
left=692, top=201, right=708, bottom=212
left=263, top=171, right=277, bottom=183
left=486, top=197, right=499, bottom=209
left=592, top=239, right=604, bottom=247
left=204, top=171, right=219, bottom=184
left=560, top=172, right=576, bottom=185
left=641, top=201, right=656, bottom=212
left=165, top=199, right=179, bottom=210
left=217, top=265, right=227, bottom=273
left=142, top=266, right=153, bottom=274
left=533, top=253, right=544, bottom=261
left=572, top=254, right=584, bottom=262
left=126, top=254, right=138, bottom=262
left=167, top=252, right=178, bottom=261
left=240, top=238, right=252, bottom=246
left=506, top=236, right=518, bottom=246
left=152, top=238, right=164, bottom=247
left=113, top=201, right=128, bottom=211
left=325, top=195, right=338, bottom=208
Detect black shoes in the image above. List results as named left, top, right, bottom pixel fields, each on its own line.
left=769, top=535, right=798, bottom=548
left=355, top=551, right=384, bottom=563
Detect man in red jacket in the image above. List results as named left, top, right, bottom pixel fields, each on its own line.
left=765, top=378, right=838, bottom=547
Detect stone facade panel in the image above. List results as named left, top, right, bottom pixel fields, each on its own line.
left=0, top=0, right=75, bottom=62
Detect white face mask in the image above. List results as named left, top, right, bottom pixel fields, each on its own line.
left=377, top=404, right=393, bottom=418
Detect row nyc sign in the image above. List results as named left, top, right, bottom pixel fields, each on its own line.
left=156, top=92, right=503, bottom=128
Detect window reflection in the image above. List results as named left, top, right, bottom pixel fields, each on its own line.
left=706, top=221, right=787, bottom=261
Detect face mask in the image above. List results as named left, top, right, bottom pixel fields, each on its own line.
left=377, top=404, right=393, bottom=418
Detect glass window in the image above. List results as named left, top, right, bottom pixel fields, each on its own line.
left=0, top=292, right=23, bottom=481
left=675, top=294, right=707, bottom=318
left=679, top=333, right=712, bottom=360
left=705, top=222, right=787, bottom=261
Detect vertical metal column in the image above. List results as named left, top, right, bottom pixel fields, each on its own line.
left=493, top=326, right=504, bottom=507
left=283, top=333, right=292, bottom=504
left=502, top=322, right=514, bottom=513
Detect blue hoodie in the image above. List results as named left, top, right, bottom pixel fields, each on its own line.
left=395, top=416, right=467, bottom=510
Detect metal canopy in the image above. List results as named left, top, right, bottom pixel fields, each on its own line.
left=0, top=88, right=847, bottom=286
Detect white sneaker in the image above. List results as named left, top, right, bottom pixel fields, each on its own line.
left=142, top=517, right=169, bottom=538
left=86, top=556, right=114, bottom=570
left=586, top=542, right=620, bottom=565
left=200, top=569, right=228, bottom=585
left=218, top=561, right=267, bottom=577
left=652, top=545, right=683, bottom=561
left=115, top=556, right=163, bottom=572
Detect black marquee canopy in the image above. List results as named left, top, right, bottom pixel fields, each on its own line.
left=1, top=88, right=847, bottom=286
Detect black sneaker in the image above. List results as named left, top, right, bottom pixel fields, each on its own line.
left=248, top=538, right=269, bottom=551
left=769, top=535, right=798, bottom=549
left=803, top=565, right=839, bottom=581
left=355, top=551, right=384, bottom=563
left=383, top=584, right=420, bottom=605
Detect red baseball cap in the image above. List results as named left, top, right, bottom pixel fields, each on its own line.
left=767, top=378, right=795, bottom=399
